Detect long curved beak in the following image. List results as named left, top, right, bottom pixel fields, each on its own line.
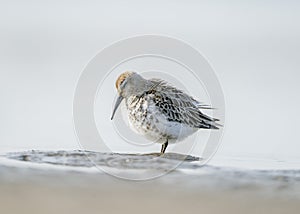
left=111, top=95, right=124, bottom=120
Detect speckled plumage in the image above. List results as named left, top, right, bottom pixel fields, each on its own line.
left=111, top=71, right=220, bottom=154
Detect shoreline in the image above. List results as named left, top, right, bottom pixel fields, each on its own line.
left=1, top=150, right=300, bottom=214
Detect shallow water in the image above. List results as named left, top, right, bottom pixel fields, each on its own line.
left=6, top=150, right=200, bottom=170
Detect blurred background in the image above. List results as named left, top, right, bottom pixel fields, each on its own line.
left=1, top=0, right=299, bottom=162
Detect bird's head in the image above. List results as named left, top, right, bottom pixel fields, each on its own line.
left=111, top=71, right=147, bottom=120
left=115, top=71, right=134, bottom=96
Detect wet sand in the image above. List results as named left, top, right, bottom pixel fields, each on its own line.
left=1, top=150, right=300, bottom=214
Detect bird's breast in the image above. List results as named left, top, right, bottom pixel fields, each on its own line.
left=124, top=95, right=196, bottom=142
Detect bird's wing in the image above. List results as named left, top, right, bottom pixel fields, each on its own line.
left=148, top=79, right=220, bottom=129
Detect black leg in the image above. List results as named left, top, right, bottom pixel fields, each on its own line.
left=160, top=139, right=168, bottom=154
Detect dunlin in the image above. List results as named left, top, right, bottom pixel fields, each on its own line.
left=111, top=71, right=220, bottom=154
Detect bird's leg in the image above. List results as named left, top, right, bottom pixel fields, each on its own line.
left=160, top=139, right=168, bottom=154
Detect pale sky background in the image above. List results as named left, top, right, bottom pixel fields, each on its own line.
left=0, top=1, right=299, bottom=161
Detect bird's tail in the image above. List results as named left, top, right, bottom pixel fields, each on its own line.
left=198, top=112, right=222, bottom=129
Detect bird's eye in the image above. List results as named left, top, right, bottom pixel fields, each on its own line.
left=120, top=79, right=127, bottom=87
